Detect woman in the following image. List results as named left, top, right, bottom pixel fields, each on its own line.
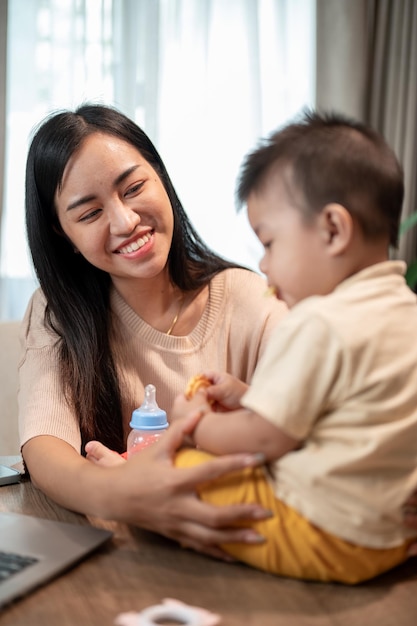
left=20, top=103, right=287, bottom=556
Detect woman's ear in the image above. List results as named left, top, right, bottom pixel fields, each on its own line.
left=318, top=203, right=353, bottom=256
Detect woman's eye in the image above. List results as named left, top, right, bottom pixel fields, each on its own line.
left=125, top=182, right=144, bottom=196
left=79, top=209, right=101, bottom=222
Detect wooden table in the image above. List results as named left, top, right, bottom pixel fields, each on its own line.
left=1, top=456, right=417, bottom=626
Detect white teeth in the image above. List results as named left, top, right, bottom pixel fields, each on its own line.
left=118, top=233, right=151, bottom=254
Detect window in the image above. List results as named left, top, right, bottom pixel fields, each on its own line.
left=1, top=0, right=315, bottom=319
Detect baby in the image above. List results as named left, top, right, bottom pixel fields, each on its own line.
left=170, top=110, right=417, bottom=584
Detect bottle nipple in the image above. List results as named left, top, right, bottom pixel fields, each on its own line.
left=129, top=384, right=169, bottom=430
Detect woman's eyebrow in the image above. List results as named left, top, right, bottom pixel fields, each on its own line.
left=66, top=194, right=96, bottom=212
left=65, top=164, right=141, bottom=212
left=114, top=164, right=140, bottom=186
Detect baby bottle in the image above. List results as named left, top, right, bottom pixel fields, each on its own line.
left=126, top=384, right=169, bottom=458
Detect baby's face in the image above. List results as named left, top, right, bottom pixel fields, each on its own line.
left=247, top=172, right=335, bottom=308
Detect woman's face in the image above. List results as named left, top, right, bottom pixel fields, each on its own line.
left=55, top=132, right=174, bottom=290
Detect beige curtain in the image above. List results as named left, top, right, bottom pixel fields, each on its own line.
left=316, top=0, right=417, bottom=265
left=0, top=0, right=7, bottom=253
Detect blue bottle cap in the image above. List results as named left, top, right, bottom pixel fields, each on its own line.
left=129, top=384, right=169, bottom=430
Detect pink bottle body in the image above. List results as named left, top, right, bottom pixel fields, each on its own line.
left=126, top=429, right=165, bottom=457
left=126, top=384, right=169, bottom=458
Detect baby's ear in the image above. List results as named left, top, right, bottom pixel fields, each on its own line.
left=319, top=203, right=353, bottom=255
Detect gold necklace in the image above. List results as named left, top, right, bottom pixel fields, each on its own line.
left=166, top=293, right=185, bottom=335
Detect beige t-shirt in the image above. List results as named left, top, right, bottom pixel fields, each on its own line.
left=242, top=261, right=417, bottom=549
left=19, top=268, right=287, bottom=453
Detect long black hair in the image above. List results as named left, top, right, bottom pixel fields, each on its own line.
left=25, top=103, right=241, bottom=452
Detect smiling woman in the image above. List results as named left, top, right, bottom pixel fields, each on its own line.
left=55, top=133, right=174, bottom=306
left=20, top=103, right=288, bottom=558
left=54, top=132, right=181, bottom=333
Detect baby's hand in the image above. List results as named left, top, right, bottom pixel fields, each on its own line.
left=202, top=371, right=249, bottom=411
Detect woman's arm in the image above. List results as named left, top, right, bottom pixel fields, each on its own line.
left=22, top=413, right=272, bottom=559
left=23, top=436, right=108, bottom=515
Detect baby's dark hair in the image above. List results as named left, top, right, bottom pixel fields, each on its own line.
left=236, top=110, right=404, bottom=247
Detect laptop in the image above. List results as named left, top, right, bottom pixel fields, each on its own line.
left=0, top=511, right=113, bottom=608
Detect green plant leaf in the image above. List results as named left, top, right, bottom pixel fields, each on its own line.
left=405, top=259, right=417, bottom=290
left=400, top=211, right=417, bottom=236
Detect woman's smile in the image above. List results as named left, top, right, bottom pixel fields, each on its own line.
left=114, top=229, right=154, bottom=256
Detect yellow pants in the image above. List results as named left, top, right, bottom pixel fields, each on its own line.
left=175, top=448, right=411, bottom=584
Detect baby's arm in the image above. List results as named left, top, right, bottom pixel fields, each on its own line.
left=172, top=388, right=299, bottom=461
left=193, top=406, right=298, bottom=461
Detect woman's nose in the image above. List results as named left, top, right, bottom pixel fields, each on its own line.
left=109, top=201, right=141, bottom=235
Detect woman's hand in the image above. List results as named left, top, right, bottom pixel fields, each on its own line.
left=170, top=393, right=210, bottom=428
left=101, top=411, right=269, bottom=561
left=85, top=441, right=126, bottom=467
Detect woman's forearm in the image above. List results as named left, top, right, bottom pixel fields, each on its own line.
left=22, top=436, right=116, bottom=518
